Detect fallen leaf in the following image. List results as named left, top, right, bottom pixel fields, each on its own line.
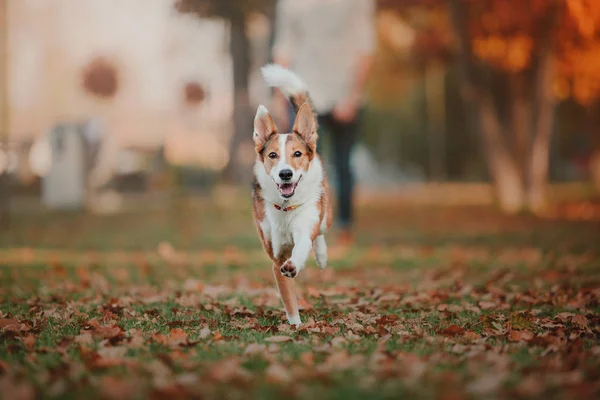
left=463, top=330, right=481, bottom=341
left=264, top=335, right=293, bottom=343
left=439, top=324, right=465, bottom=337
left=467, top=372, right=507, bottom=395
left=554, top=312, right=575, bottom=322
left=151, top=333, right=168, bottom=345
left=0, top=318, right=19, bottom=330
left=167, top=328, right=188, bottom=347
left=479, top=301, right=497, bottom=310
left=244, top=343, right=267, bottom=356
left=208, top=358, right=251, bottom=383
left=23, top=335, right=35, bottom=351
left=74, top=333, right=94, bottom=346
left=508, top=330, right=534, bottom=342
left=572, top=314, right=588, bottom=328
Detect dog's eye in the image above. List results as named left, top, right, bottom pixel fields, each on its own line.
left=268, top=152, right=277, bottom=159
left=293, top=151, right=302, bottom=158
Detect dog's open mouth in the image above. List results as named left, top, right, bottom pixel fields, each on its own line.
left=277, top=182, right=298, bottom=198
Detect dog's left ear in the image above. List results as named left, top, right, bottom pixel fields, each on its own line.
left=292, top=103, right=317, bottom=152
left=253, top=105, right=277, bottom=154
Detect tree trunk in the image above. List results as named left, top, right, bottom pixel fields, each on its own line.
left=0, top=0, right=10, bottom=230
left=222, top=12, right=251, bottom=184
left=424, top=62, right=446, bottom=181
left=480, top=96, right=525, bottom=213
left=527, top=44, right=555, bottom=213
left=448, top=0, right=525, bottom=213
left=586, top=102, right=600, bottom=193
left=510, top=73, right=532, bottom=182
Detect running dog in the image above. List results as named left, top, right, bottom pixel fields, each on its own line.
left=252, top=64, right=332, bottom=326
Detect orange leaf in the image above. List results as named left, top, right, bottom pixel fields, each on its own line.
left=0, top=318, right=19, bottom=329
left=439, top=324, right=465, bottom=337
left=464, top=330, right=482, bottom=341
left=508, top=330, right=534, bottom=342
left=168, top=328, right=188, bottom=347
left=23, top=335, right=35, bottom=351
left=572, top=314, right=588, bottom=328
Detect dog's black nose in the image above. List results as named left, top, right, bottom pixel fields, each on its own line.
left=279, top=169, right=293, bottom=181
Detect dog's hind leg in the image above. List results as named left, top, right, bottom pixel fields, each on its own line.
left=272, top=261, right=301, bottom=326
left=314, top=234, right=327, bottom=270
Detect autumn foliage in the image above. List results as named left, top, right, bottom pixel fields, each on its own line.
left=377, top=0, right=600, bottom=213
left=381, top=0, right=600, bottom=104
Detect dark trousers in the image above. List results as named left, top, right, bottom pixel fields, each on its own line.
left=317, top=112, right=360, bottom=230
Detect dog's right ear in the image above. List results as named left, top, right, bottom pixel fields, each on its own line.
left=253, top=105, right=277, bottom=154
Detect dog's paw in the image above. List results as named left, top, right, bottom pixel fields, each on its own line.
left=280, top=259, right=298, bottom=278
left=315, top=251, right=327, bottom=270
left=286, top=313, right=301, bottom=326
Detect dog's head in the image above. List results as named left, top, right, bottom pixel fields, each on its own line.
left=253, top=103, right=317, bottom=199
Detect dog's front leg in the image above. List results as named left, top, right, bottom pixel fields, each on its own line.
left=280, top=231, right=312, bottom=278
left=272, top=261, right=300, bottom=325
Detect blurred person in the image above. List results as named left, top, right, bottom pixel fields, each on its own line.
left=271, top=0, right=376, bottom=246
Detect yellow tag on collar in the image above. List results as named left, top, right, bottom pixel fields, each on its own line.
left=273, top=203, right=300, bottom=212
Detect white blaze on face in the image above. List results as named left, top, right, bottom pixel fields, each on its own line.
left=273, top=134, right=294, bottom=184
left=276, top=134, right=289, bottom=177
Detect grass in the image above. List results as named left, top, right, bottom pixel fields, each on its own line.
left=0, top=197, right=599, bottom=399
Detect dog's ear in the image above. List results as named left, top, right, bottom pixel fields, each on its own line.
left=253, top=105, right=277, bottom=154
left=292, top=103, right=317, bottom=152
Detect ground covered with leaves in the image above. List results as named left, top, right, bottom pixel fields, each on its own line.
left=1, top=200, right=599, bottom=399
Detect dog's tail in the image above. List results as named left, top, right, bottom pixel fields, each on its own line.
left=261, top=64, right=315, bottom=116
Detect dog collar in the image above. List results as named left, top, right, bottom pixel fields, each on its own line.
left=273, top=203, right=300, bottom=212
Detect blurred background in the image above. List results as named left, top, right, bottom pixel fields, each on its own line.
left=0, top=0, right=599, bottom=252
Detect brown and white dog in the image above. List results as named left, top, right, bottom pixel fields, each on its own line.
left=252, top=64, right=332, bottom=326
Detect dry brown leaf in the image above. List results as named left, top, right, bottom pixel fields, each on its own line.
left=439, top=324, right=465, bottom=337
left=23, top=335, right=35, bottom=351
left=554, top=312, right=575, bottom=322
left=572, top=314, right=588, bottom=328
left=345, top=331, right=362, bottom=341
left=264, top=335, right=293, bottom=343
left=0, top=318, right=19, bottom=330
left=167, top=328, right=188, bottom=347
left=508, top=330, right=534, bottom=342
left=74, top=333, right=94, bottom=346
left=244, top=343, right=267, bottom=356
left=467, top=372, right=507, bottom=395
left=478, top=301, right=497, bottom=310
left=151, top=333, right=168, bottom=345
left=208, top=358, right=250, bottom=383
left=463, top=330, right=482, bottom=341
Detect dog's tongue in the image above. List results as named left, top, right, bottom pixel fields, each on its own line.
left=280, top=183, right=295, bottom=196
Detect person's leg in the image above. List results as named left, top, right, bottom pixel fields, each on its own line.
left=329, top=115, right=358, bottom=233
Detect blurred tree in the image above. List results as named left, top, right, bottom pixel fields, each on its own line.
left=0, top=0, right=9, bottom=229
left=383, top=0, right=600, bottom=213
left=175, top=0, right=276, bottom=184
